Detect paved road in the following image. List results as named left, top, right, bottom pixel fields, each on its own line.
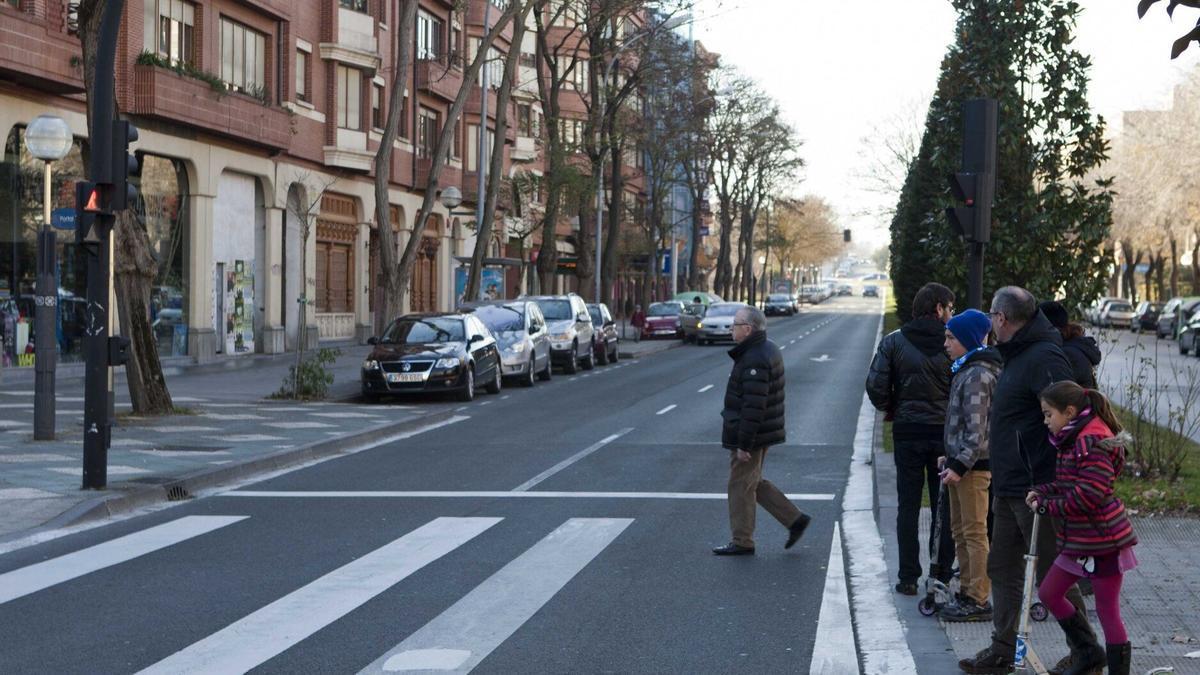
left=0, top=298, right=884, bottom=674
left=1093, top=325, right=1200, bottom=443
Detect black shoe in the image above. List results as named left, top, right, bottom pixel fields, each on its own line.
left=785, top=513, right=811, bottom=549
left=958, top=645, right=1013, bottom=674
left=712, top=543, right=755, bottom=556
left=939, top=599, right=993, bottom=623
left=894, top=582, right=918, bottom=596
left=1106, top=642, right=1131, bottom=675
left=1056, top=610, right=1105, bottom=675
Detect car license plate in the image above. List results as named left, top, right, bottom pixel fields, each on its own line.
left=387, top=372, right=426, bottom=383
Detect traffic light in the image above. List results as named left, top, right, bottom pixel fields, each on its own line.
left=75, top=181, right=102, bottom=245
left=110, top=120, right=139, bottom=211
left=843, top=229, right=852, bottom=243
left=946, top=172, right=988, bottom=242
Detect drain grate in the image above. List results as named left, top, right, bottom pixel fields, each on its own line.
left=166, top=485, right=191, bottom=501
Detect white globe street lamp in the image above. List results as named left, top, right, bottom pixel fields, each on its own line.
left=24, top=115, right=72, bottom=227
left=440, top=186, right=463, bottom=211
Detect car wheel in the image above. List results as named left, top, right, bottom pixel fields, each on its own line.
left=523, top=357, right=537, bottom=387
left=458, top=366, right=476, bottom=402
left=581, top=345, right=595, bottom=370
left=564, top=344, right=579, bottom=374
left=538, top=355, right=553, bottom=381
left=486, top=363, right=502, bottom=394
left=596, top=341, right=609, bottom=365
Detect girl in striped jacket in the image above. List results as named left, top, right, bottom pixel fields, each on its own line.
left=1028, top=381, right=1137, bottom=675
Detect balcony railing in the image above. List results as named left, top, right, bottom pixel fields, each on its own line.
left=415, top=53, right=464, bottom=102
left=0, top=2, right=83, bottom=93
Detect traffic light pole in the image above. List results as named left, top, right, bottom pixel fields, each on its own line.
left=82, top=0, right=125, bottom=490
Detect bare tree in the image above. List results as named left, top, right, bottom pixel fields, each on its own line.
left=852, top=95, right=928, bottom=221
left=371, top=0, right=418, bottom=333
left=283, top=172, right=340, bottom=398
left=77, top=0, right=172, bottom=414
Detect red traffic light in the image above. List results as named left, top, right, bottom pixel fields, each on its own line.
left=84, top=188, right=101, bottom=212
left=949, top=173, right=979, bottom=206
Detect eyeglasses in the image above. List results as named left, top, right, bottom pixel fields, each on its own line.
left=989, top=311, right=1003, bottom=319
left=732, top=322, right=752, bottom=328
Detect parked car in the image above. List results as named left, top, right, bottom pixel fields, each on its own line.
left=586, top=302, right=620, bottom=365
left=799, top=285, right=826, bottom=304
left=836, top=284, right=853, bottom=296
left=863, top=285, right=880, bottom=298
left=672, top=291, right=723, bottom=306
left=1086, top=297, right=1122, bottom=326
left=764, top=293, right=797, bottom=316
left=463, top=300, right=552, bottom=387
left=642, top=301, right=685, bottom=339
left=1157, top=297, right=1200, bottom=339
left=527, top=294, right=595, bottom=374
left=1179, top=312, right=1200, bottom=355
left=361, top=313, right=502, bottom=402
left=1131, top=301, right=1164, bottom=333
left=1099, top=301, right=1135, bottom=329
left=694, top=302, right=748, bottom=345
left=680, top=303, right=707, bottom=342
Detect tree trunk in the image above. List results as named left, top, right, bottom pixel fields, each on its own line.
left=114, top=209, right=173, bottom=414
left=466, top=1, right=529, bottom=302
left=372, top=0, right=417, bottom=331
left=687, top=195, right=703, bottom=290
left=602, top=140, right=624, bottom=305
left=1169, top=236, right=1179, bottom=298
left=1192, top=229, right=1200, bottom=296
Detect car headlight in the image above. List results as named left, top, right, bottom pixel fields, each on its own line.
left=507, top=341, right=525, bottom=353
left=697, top=322, right=703, bottom=329
left=435, top=357, right=461, bottom=369
left=362, top=359, right=379, bottom=370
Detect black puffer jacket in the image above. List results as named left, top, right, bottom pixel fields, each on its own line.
left=989, top=311, right=1075, bottom=497
left=722, top=331, right=786, bottom=450
left=865, top=317, right=952, bottom=439
left=1062, top=335, right=1101, bottom=389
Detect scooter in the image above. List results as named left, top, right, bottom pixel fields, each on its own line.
left=1015, top=510, right=1048, bottom=672
left=918, top=483, right=959, bottom=617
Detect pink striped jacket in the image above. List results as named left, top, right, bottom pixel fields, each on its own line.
left=1033, top=416, right=1137, bottom=557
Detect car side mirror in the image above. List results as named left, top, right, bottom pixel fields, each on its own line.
left=367, top=336, right=378, bottom=345
left=470, top=334, right=484, bottom=344
left=529, top=324, right=538, bottom=335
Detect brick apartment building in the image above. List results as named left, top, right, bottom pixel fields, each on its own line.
left=0, top=0, right=702, bottom=371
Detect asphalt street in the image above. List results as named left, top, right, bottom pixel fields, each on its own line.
left=0, top=296, right=884, bottom=674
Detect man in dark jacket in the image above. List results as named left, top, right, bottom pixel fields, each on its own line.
left=959, top=287, right=1097, bottom=675
left=866, top=282, right=956, bottom=594
left=1040, top=300, right=1101, bottom=389
left=713, top=306, right=810, bottom=556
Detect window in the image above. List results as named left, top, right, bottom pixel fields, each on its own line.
left=371, top=84, right=384, bottom=129
left=418, top=107, right=439, bottom=158
left=466, top=124, right=496, bottom=172
left=557, top=118, right=583, bottom=150
left=417, top=10, right=444, bottom=60
left=339, top=0, right=368, bottom=13
left=569, top=58, right=589, bottom=93
left=469, top=38, right=503, bottom=88
left=451, top=27, right=462, bottom=63
left=517, top=104, right=532, bottom=137
left=399, top=94, right=410, bottom=138
left=337, top=65, right=362, bottom=130
left=295, top=51, right=308, bottom=102
left=452, top=120, right=462, bottom=158
left=220, top=17, right=267, bottom=94
left=149, top=0, right=196, bottom=67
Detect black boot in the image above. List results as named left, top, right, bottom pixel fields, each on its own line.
left=1106, top=642, right=1131, bottom=675
left=1057, top=610, right=1105, bottom=675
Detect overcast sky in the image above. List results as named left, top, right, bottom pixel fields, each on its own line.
left=686, top=0, right=1200, bottom=250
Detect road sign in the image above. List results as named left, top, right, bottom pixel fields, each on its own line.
left=51, top=207, right=76, bottom=230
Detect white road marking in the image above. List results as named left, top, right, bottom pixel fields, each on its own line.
left=501, top=395, right=511, bottom=400
left=0, top=390, right=35, bottom=396
left=810, top=522, right=859, bottom=674
left=139, top=517, right=501, bottom=675
left=656, top=404, right=677, bottom=415
left=227, top=490, right=837, bottom=501
left=698, top=384, right=714, bottom=393
left=361, top=518, right=632, bottom=674
left=811, top=355, right=832, bottom=363
left=149, top=426, right=220, bottom=433
left=110, top=439, right=151, bottom=447
left=0, top=516, right=246, bottom=605
left=264, top=421, right=336, bottom=429
left=0, top=487, right=61, bottom=499
left=201, top=413, right=268, bottom=421
left=133, top=449, right=231, bottom=458
left=479, top=401, right=492, bottom=406
left=511, top=428, right=635, bottom=491
left=0, top=403, right=33, bottom=408
left=780, top=345, right=787, bottom=350
left=309, top=412, right=381, bottom=419
left=170, top=397, right=208, bottom=402
left=207, top=434, right=285, bottom=442
left=0, top=420, right=30, bottom=429
left=48, top=465, right=149, bottom=476
left=0, top=453, right=72, bottom=463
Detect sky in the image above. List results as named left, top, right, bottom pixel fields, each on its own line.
left=684, top=0, right=1200, bottom=251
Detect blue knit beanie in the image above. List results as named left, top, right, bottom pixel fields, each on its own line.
left=947, top=309, right=991, bottom=352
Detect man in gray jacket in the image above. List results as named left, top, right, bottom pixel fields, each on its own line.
left=938, top=309, right=1001, bottom=623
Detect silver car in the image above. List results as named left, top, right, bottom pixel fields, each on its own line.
left=466, top=301, right=553, bottom=386
left=694, top=302, right=749, bottom=345
left=526, top=294, right=596, bottom=374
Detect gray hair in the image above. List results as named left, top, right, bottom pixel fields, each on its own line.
left=737, top=306, right=767, bottom=331
left=991, top=286, right=1038, bottom=324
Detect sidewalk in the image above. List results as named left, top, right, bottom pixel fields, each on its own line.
left=872, top=413, right=1200, bottom=673
left=0, top=346, right=453, bottom=543
left=617, top=324, right=684, bottom=359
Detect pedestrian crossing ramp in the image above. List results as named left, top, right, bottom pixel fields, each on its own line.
left=0, top=514, right=632, bottom=674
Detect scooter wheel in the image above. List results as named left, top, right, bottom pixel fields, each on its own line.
left=1030, top=602, right=1049, bottom=622
left=917, top=597, right=937, bottom=617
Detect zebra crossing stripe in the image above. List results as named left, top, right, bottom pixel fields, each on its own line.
left=361, top=518, right=633, bottom=674
left=0, top=516, right=247, bottom=606
left=139, top=517, right=502, bottom=675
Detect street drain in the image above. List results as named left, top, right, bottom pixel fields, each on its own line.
left=166, top=485, right=191, bottom=501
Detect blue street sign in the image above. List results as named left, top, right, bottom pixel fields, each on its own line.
left=50, top=208, right=77, bottom=230
left=661, top=251, right=672, bottom=275
left=1134, top=263, right=1150, bottom=274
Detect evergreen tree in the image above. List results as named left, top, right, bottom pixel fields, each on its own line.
left=889, top=0, right=1113, bottom=322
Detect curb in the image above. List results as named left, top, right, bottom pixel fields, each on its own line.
left=0, top=408, right=458, bottom=546
left=617, top=339, right=686, bottom=359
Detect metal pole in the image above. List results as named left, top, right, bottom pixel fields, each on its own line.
left=474, top=0, right=491, bottom=293
left=34, top=163, right=57, bottom=440
left=82, top=0, right=124, bottom=490
left=595, top=58, right=610, bottom=304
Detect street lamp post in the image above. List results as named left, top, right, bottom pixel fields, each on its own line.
left=756, top=254, right=766, bottom=308
left=24, top=114, right=73, bottom=441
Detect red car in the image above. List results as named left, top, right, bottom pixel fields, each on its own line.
left=641, top=302, right=685, bottom=339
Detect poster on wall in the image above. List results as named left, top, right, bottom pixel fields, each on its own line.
left=224, top=259, right=255, bottom=354
left=454, top=267, right=505, bottom=307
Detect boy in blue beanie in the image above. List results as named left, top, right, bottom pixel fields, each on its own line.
left=938, top=309, right=1002, bottom=623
